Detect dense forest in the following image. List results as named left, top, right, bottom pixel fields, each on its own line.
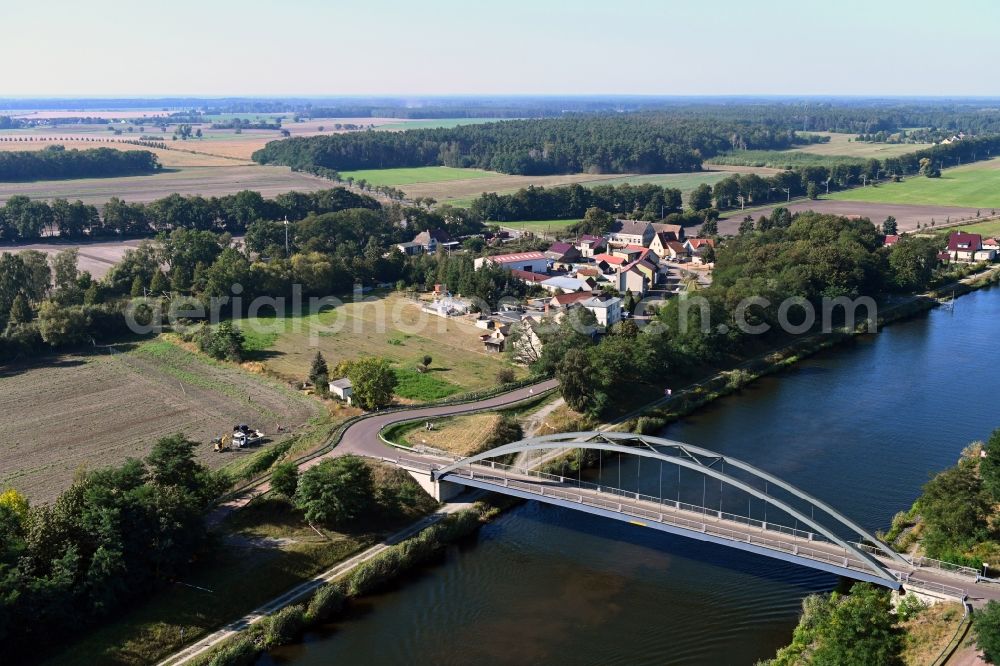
left=0, top=146, right=160, bottom=182
left=0, top=187, right=378, bottom=242
left=252, top=114, right=806, bottom=175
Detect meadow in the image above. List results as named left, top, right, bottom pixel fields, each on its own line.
left=375, top=117, right=509, bottom=130
left=339, top=165, right=495, bottom=187
left=827, top=158, right=1000, bottom=209
left=707, top=132, right=934, bottom=169
left=0, top=338, right=320, bottom=503
left=237, top=291, right=517, bottom=397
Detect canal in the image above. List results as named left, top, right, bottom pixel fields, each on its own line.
left=264, top=286, right=1000, bottom=665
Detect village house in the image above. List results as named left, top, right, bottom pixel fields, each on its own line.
left=946, top=232, right=996, bottom=262
left=611, top=244, right=646, bottom=263
left=608, top=219, right=654, bottom=247
left=983, top=238, right=1000, bottom=253
left=580, top=295, right=623, bottom=327
left=545, top=242, right=582, bottom=265
left=651, top=222, right=685, bottom=241
left=650, top=232, right=687, bottom=260
left=328, top=378, right=353, bottom=404
left=545, top=290, right=593, bottom=313
left=475, top=251, right=549, bottom=274
left=575, top=234, right=607, bottom=258
left=618, top=260, right=653, bottom=295
left=685, top=238, right=717, bottom=265
left=592, top=252, right=627, bottom=275
left=479, top=324, right=511, bottom=353
left=883, top=234, right=900, bottom=247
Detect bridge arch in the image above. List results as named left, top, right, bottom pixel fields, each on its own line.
left=432, top=431, right=906, bottom=585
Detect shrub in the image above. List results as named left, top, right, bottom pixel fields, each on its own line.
left=206, top=635, right=258, bottom=666
left=305, top=584, right=346, bottom=624
left=261, top=604, right=305, bottom=648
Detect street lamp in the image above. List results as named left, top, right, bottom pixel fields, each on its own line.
left=283, top=216, right=290, bottom=256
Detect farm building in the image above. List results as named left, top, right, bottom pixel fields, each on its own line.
left=539, top=276, right=594, bottom=294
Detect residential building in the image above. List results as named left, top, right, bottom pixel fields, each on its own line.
left=480, top=325, right=510, bottom=353
left=580, top=296, right=623, bottom=327
left=545, top=242, right=581, bottom=264
left=618, top=262, right=651, bottom=295
left=412, top=228, right=451, bottom=253
left=592, top=253, right=627, bottom=274
left=946, top=232, right=995, bottom=262
left=685, top=238, right=717, bottom=265
left=611, top=244, right=646, bottom=263
left=651, top=222, right=685, bottom=241
left=546, top=291, right=593, bottom=313
left=475, top=251, right=549, bottom=274
left=883, top=234, right=900, bottom=247
left=575, top=234, right=607, bottom=258
left=608, top=219, right=654, bottom=247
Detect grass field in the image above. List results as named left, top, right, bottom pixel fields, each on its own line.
left=0, top=339, right=320, bottom=503
left=0, top=164, right=330, bottom=205
left=237, top=291, right=517, bottom=397
left=827, top=158, right=1000, bottom=208
left=708, top=133, right=935, bottom=169
left=951, top=218, right=1000, bottom=237
left=501, top=218, right=582, bottom=235
left=339, top=165, right=495, bottom=187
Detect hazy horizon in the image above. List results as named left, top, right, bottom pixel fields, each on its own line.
left=5, top=0, right=999, bottom=98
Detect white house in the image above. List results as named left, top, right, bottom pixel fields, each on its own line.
left=580, top=296, right=623, bottom=327
left=328, top=378, right=353, bottom=404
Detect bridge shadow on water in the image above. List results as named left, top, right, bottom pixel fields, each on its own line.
left=504, top=497, right=841, bottom=595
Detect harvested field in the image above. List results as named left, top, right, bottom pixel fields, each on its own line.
left=340, top=166, right=495, bottom=187
left=0, top=138, right=249, bottom=167
left=0, top=339, right=320, bottom=503
left=239, top=291, right=517, bottom=395
left=716, top=199, right=982, bottom=235
left=0, top=164, right=330, bottom=206
left=791, top=132, right=933, bottom=158
left=0, top=237, right=150, bottom=278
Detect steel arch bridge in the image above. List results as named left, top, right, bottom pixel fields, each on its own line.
left=429, top=431, right=911, bottom=588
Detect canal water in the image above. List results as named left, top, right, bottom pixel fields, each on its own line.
left=264, top=287, right=1000, bottom=666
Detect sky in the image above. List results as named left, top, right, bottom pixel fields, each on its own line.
left=4, top=0, right=1000, bottom=97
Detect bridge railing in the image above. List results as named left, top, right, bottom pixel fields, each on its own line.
left=453, top=465, right=902, bottom=578
left=852, top=542, right=980, bottom=581
left=456, top=458, right=823, bottom=543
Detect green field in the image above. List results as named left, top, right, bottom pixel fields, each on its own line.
left=377, top=118, right=508, bottom=130
left=707, top=132, right=934, bottom=169
left=827, top=160, right=1000, bottom=208
left=951, top=219, right=1000, bottom=237
left=339, top=166, right=495, bottom=187
left=235, top=292, right=518, bottom=396
left=500, top=219, right=581, bottom=235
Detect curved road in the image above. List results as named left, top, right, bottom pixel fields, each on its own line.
left=210, top=379, right=558, bottom=522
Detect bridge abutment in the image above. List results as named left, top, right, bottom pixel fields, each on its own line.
left=406, top=470, right=465, bottom=502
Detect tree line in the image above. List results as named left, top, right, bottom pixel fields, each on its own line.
left=0, top=186, right=379, bottom=241
left=252, top=114, right=807, bottom=175
left=0, top=146, right=160, bottom=182
left=0, top=435, right=224, bottom=658
left=469, top=182, right=685, bottom=222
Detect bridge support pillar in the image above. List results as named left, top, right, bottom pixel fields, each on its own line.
left=406, top=470, right=465, bottom=503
